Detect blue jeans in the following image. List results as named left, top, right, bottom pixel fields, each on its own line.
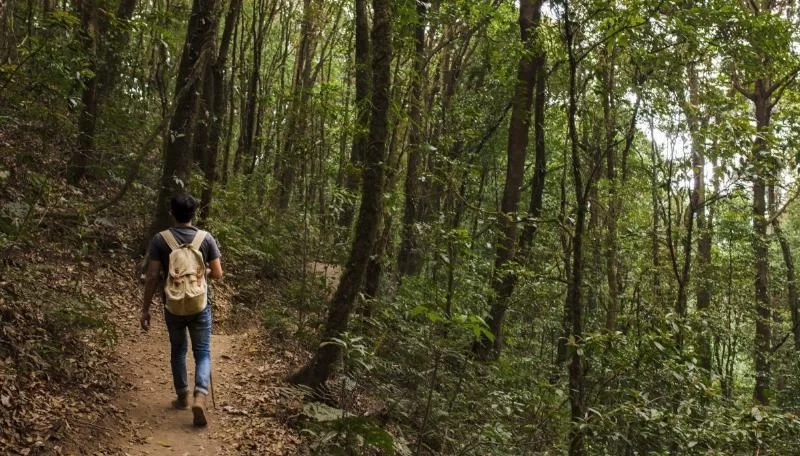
left=164, top=304, right=211, bottom=396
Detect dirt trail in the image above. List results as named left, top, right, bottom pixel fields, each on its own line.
left=108, top=307, right=240, bottom=455
left=99, top=302, right=305, bottom=456
left=82, top=262, right=345, bottom=455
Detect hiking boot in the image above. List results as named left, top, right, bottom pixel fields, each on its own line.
left=172, top=392, right=190, bottom=410
left=192, top=392, right=208, bottom=427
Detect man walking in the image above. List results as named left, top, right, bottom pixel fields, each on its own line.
left=140, top=194, right=223, bottom=427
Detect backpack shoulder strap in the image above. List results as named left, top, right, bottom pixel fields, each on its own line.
left=190, top=230, right=207, bottom=250
left=160, top=229, right=180, bottom=251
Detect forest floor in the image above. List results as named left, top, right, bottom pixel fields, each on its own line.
left=0, top=127, right=349, bottom=456
left=10, top=246, right=320, bottom=456
left=98, top=306, right=304, bottom=455
left=77, top=256, right=339, bottom=455
left=0, top=220, right=325, bottom=455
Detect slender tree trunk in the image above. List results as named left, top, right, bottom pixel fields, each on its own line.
left=288, top=0, right=392, bottom=391
left=397, top=0, right=427, bottom=278
left=337, top=0, right=370, bottom=230
left=586, top=164, right=602, bottom=320
left=474, top=0, right=544, bottom=359
left=675, top=180, right=695, bottom=350
left=772, top=211, right=800, bottom=350
left=68, top=0, right=139, bottom=184
left=235, top=0, right=272, bottom=176
left=221, top=11, right=242, bottom=185
left=555, top=142, right=571, bottom=370
left=335, top=57, right=353, bottom=190
left=220, top=9, right=238, bottom=186
left=696, top=156, right=713, bottom=365
left=519, top=51, right=546, bottom=255
left=149, top=0, right=219, bottom=236
left=68, top=0, right=98, bottom=184
left=200, top=0, right=241, bottom=220
left=193, top=60, right=213, bottom=178
left=649, top=122, right=662, bottom=306
left=363, top=214, right=392, bottom=315
left=752, top=83, right=772, bottom=406
left=564, top=2, right=586, bottom=452
left=249, top=100, right=267, bottom=176
left=602, top=42, right=619, bottom=332
left=96, top=0, right=138, bottom=100
left=685, top=63, right=712, bottom=370
left=277, top=0, right=319, bottom=209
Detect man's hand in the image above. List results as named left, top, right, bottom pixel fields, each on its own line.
left=141, top=260, right=160, bottom=332
left=140, top=310, right=151, bottom=331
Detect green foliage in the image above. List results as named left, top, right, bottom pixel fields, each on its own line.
left=304, top=414, right=400, bottom=456
left=301, top=333, right=404, bottom=455
left=1, top=12, right=84, bottom=121
left=8, top=0, right=800, bottom=453
left=206, top=180, right=287, bottom=272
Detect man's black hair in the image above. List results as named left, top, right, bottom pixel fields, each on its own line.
left=170, top=193, right=198, bottom=223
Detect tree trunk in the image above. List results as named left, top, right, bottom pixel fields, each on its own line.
left=288, top=0, right=392, bottom=392
left=649, top=123, right=662, bottom=307
left=338, top=0, right=370, bottom=230
left=396, top=0, right=427, bottom=278
left=221, top=12, right=242, bottom=185
left=564, top=1, right=586, bottom=452
left=555, top=144, right=571, bottom=371
left=68, top=0, right=139, bottom=184
left=68, top=0, right=98, bottom=184
left=675, top=184, right=695, bottom=351
left=685, top=63, right=712, bottom=371
left=519, top=50, right=546, bottom=255
left=363, top=214, right=392, bottom=316
left=199, top=0, right=241, bottom=220
left=474, top=0, right=544, bottom=359
left=752, top=83, right=772, bottom=406
left=96, top=0, right=138, bottom=100
left=695, top=157, right=713, bottom=365
left=234, top=0, right=272, bottom=177
left=193, top=60, right=213, bottom=182
left=602, top=42, right=619, bottom=332
left=149, top=0, right=219, bottom=236
left=772, top=212, right=800, bottom=351
left=277, top=0, right=319, bottom=209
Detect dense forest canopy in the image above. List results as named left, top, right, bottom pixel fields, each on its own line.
left=5, top=0, right=800, bottom=453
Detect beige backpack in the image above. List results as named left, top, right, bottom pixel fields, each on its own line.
left=160, top=229, right=208, bottom=316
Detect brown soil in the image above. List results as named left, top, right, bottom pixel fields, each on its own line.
left=85, top=279, right=309, bottom=455
left=107, top=307, right=235, bottom=455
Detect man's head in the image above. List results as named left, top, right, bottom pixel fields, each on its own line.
left=170, top=193, right=198, bottom=223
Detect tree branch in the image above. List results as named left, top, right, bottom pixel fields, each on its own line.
left=769, top=67, right=800, bottom=109
left=767, top=183, right=800, bottom=225
left=732, top=71, right=755, bottom=100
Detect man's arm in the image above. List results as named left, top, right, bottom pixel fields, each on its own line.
left=208, top=258, right=223, bottom=280
left=140, top=260, right=161, bottom=330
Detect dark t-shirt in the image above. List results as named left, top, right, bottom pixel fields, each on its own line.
left=147, top=226, right=221, bottom=301
left=147, top=226, right=221, bottom=269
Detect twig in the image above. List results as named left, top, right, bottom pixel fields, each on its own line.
left=71, top=419, right=113, bottom=432
left=771, top=320, right=799, bottom=354
left=0, top=40, right=48, bottom=94
left=767, top=182, right=800, bottom=224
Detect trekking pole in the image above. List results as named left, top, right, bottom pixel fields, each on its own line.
left=210, top=370, right=217, bottom=409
